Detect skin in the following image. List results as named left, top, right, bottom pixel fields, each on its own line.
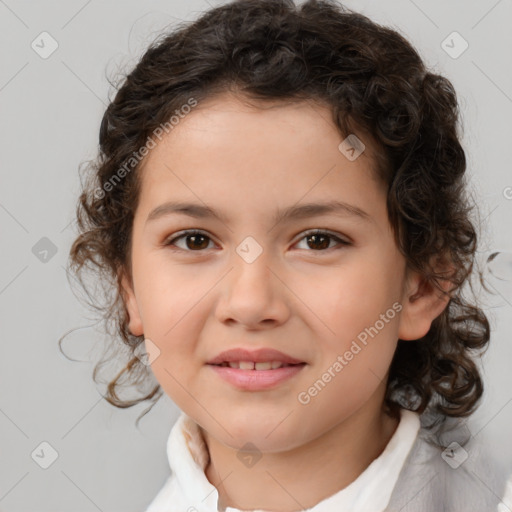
left=121, top=92, right=450, bottom=511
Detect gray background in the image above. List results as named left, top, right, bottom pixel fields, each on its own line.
left=1, top=0, right=511, bottom=510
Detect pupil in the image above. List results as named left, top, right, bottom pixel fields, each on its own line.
left=307, top=234, right=329, bottom=250
left=187, top=234, right=209, bottom=250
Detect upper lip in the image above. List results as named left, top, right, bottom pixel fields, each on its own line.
left=207, top=348, right=305, bottom=365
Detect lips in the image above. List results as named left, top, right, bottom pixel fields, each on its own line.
left=206, top=348, right=305, bottom=368
left=219, top=361, right=294, bottom=370
left=207, top=347, right=306, bottom=390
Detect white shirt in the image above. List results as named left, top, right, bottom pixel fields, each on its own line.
left=145, top=407, right=421, bottom=512
left=498, top=474, right=512, bottom=512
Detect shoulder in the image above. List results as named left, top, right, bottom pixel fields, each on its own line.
left=386, top=418, right=507, bottom=512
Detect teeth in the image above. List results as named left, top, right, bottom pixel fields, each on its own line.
left=255, top=362, right=272, bottom=370
left=222, top=360, right=288, bottom=370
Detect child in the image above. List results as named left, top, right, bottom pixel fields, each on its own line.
left=65, top=0, right=509, bottom=510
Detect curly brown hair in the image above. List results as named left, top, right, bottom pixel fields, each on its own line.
left=61, top=0, right=490, bottom=434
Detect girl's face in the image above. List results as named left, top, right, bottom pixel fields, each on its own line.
left=121, top=93, right=444, bottom=452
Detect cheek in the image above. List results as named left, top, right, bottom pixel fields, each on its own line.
left=296, top=324, right=399, bottom=425
left=294, top=264, right=402, bottom=398
left=135, top=263, right=208, bottom=339
left=292, top=261, right=401, bottom=343
left=134, top=278, right=210, bottom=404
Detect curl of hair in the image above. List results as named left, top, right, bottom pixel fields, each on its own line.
left=62, top=0, right=490, bottom=434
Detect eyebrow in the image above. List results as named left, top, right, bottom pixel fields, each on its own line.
left=145, top=200, right=373, bottom=227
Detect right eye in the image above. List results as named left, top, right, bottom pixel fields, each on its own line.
left=163, top=230, right=216, bottom=251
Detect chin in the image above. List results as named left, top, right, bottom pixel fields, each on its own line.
left=203, top=410, right=309, bottom=453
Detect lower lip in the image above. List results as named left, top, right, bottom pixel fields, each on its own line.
left=208, top=364, right=306, bottom=391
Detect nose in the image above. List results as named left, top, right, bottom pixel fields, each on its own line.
left=214, top=248, right=291, bottom=330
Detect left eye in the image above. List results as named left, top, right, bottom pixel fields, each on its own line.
left=295, top=230, right=350, bottom=251
left=163, top=229, right=350, bottom=252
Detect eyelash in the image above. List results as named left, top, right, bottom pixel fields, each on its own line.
left=162, top=229, right=351, bottom=253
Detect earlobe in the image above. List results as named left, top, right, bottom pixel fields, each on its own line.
left=398, top=271, right=452, bottom=341
left=120, top=271, right=144, bottom=337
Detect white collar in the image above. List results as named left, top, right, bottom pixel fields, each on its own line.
left=157, top=407, right=420, bottom=512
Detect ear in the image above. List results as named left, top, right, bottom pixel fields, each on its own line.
left=119, top=270, right=144, bottom=337
left=398, top=268, right=452, bottom=341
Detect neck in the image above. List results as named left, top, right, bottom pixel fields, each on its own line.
left=202, top=401, right=400, bottom=511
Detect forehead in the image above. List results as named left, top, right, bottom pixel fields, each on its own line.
left=141, top=91, right=379, bottom=167
left=135, top=92, right=385, bottom=223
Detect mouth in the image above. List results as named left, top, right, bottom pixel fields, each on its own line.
left=206, top=347, right=305, bottom=366
left=207, top=362, right=306, bottom=391
left=210, top=361, right=305, bottom=370
left=206, top=347, right=307, bottom=390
